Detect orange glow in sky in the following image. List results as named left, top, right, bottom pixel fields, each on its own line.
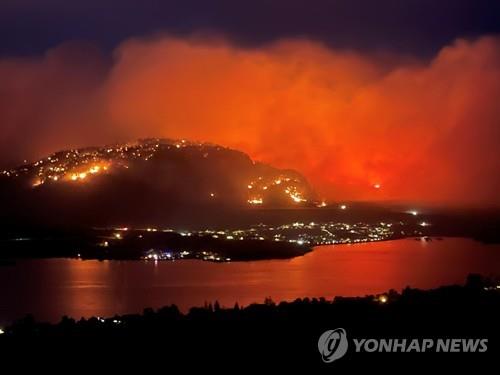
left=1, top=36, right=500, bottom=206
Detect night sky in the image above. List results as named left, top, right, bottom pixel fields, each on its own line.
left=2, top=0, right=500, bottom=57
left=1, top=1, right=500, bottom=205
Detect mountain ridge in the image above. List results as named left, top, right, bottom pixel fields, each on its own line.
left=0, top=138, right=318, bottom=228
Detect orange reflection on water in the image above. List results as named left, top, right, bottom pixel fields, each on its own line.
left=1, top=238, right=499, bottom=323
left=60, top=259, right=113, bottom=319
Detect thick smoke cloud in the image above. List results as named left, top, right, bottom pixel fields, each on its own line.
left=1, top=36, right=499, bottom=206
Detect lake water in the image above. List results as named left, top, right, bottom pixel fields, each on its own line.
left=1, top=237, right=499, bottom=324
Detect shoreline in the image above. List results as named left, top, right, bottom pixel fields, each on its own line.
left=0, top=234, right=497, bottom=264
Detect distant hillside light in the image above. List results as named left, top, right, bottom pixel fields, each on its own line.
left=378, top=295, right=388, bottom=304
left=339, top=204, right=347, bottom=210
left=373, top=183, right=381, bottom=189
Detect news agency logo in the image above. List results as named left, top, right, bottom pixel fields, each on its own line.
left=318, top=328, right=488, bottom=363
left=317, top=328, right=349, bottom=363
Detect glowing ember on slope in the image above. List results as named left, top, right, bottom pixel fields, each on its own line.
left=285, top=186, right=307, bottom=203
left=248, top=197, right=263, bottom=205
left=290, top=192, right=306, bottom=203
left=6, top=139, right=173, bottom=188
left=246, top=174, right=310, bottom=206
left=67, top=162, right=111, bottom=183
